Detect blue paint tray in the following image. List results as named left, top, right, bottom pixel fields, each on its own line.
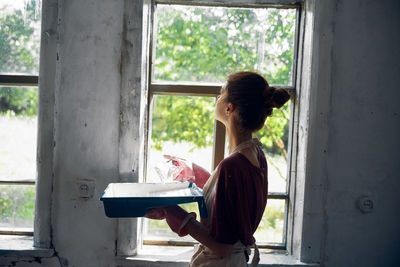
left=100, top=182, right=208, bottom=218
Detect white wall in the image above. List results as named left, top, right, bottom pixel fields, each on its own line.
left=51, top=0, right=123, bottom=265
left=1, top=0, right=399, bottom=266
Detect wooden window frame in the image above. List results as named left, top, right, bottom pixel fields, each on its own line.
left=141, top=0, right=301, bottom=250
left=0, top=74, right=38, bottom=236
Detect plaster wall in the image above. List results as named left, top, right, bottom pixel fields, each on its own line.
left=51, top=0, right=123, bottom=265
left=321, top=0, right=400, bottom=266
left=300, top=0, right=400, bottom=266
left=1, top=0, right=399, bottom=266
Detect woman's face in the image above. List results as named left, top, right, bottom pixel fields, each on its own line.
left=214, top=88, right=228, bottom=124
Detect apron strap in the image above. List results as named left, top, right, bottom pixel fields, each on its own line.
left=250, top=243, right=260, bottom=267
left=245, top=243, right=260, bottom=266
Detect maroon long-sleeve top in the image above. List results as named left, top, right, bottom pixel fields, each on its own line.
left=209, top=145, right=268, bottom=246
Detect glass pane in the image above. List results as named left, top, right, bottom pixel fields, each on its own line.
left=256, top=101, right=290, bottom=193
left=153, top=5, right=296, bottom=85
left=143, top=202, right=199, bottom=242
left=0, top=0, right=41, bottom=75
left=254, top=199, right=285, bottom=244
left=0, top=184, right=35, bottom=228
left=146, top=95, right=215, bottom=183
left=0, top=86, right=38, bottom=182
left=144, top=95, right=214, bottom=242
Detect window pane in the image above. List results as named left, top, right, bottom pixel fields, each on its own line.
left=0, top=86, right=38, bottom=182
left=254, top=199, right=285, bottom=244
left=0, top=184, right=35, bottom=228
left=144, top=95, right=214, bottom=242
left=146, top=95, right=215, bottom=183
left=256, top=101, right=291, bottom=193
left=0, top=0, right=41, bottom=75
left=143, top=202, right=198, bottom=242
left=153, top=5, right=296, bottom=85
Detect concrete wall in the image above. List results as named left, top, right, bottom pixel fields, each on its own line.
left=313, top=0, right=400, bottom=266
left=51, top=0, right=123, bottom=265
left=1, top=0, right=399, bottom=266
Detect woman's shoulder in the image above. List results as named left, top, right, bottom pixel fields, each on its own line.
left=218, top=152, right=251, bottom=172
left=218, top=148, right=267, bottom=177
left=219, top=152, right=242, bottom=165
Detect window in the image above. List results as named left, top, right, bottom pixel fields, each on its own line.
left=0, top=0, right=41, bottom=236
left=141, top=1, right=299, bottom=250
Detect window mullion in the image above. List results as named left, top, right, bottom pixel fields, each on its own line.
left=267, top=192, right=289, bottom=199
left=0, top=180, right=35, bottom=185
left=155, top=0, right=302, bottom=8
left=0, top=228, right=33, bottom=236
left=0, top=75, right=38, bottom=86
left=212, top=120, right=226, bottom=169
left=150, top=83, right=221, bottom=96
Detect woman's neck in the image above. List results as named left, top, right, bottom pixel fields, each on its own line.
left=226, top=125, right=252, bottom=154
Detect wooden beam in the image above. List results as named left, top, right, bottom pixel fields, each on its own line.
left=0, top=75, right=38, bottom=86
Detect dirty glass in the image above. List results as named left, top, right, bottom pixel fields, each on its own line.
left=0, top=0, right=41, bottom=75
left=0, top=86, right=38, bottom=183
left=0, top=184, right=35, bottom=229
left=153, top=5, right=296, bottom=85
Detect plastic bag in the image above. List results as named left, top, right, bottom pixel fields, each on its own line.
left=154, top=155, right=211, bottom=188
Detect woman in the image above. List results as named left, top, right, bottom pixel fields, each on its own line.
left=146, top=71, right=290, bottom=266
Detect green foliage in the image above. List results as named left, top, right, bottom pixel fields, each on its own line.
left=0, top=185, right=35, bottom=226
left=0, top=198, right=13, bottom=218
left=155, top=7, right=259, bottom=82
left=262, top=203, right=284, bottom=229
left=256, top=102, right=290, bottom=157
left=151, top=96, right=215, bottom=150
left=152, top=6, right=296, bottom=158
left=0, top=87, right=38, bottom=116
left=0, top=0, right=40, bottom=116
left=0, top=1, right=39, bottom=226
left=0, top=0, right=40, bottom=73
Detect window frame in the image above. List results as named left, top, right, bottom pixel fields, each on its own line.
left=140, top=0, right=302, bottom=250
left=0, top=75, right=38, bottom=236
left=0, top=0, right=44, bottom=239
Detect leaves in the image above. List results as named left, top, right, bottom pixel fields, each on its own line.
left=0, top=1, right=40, bottom=117
left=0, top=87, right=38, bottom=116
left=0, top=185, right=36, bottom=226
left=152, top=6, right=295, bottom=158
left=0, top=1, right=40, bottom=74
left=151, top=95, right=215, bottom=150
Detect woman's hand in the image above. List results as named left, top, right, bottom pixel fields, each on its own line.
left=164, top=206, right=196, bottom=237
left=192, top=163, right=211, bottom=189
left=145, top=206, right=196, bottom=237
left=144, top=207, right=166, bottom=220
left=163, top=154, right=211, bottom=188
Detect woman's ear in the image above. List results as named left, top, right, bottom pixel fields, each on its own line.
left=226, top=103, right=235, bottom=115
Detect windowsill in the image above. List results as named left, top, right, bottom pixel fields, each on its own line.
left=0, top=235, right=54, bottom=258
left=117, top=245, right=319, bottom=267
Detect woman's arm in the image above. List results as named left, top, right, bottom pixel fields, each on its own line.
left=146, top=206, right=233, bottom=257
left=184, top=218, right=234, bottom=257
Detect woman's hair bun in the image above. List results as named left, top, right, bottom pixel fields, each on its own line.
left=268, top=86, right=291, bottom=109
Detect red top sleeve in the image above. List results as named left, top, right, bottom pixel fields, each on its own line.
left=209, top=147, right=268, bottom=245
